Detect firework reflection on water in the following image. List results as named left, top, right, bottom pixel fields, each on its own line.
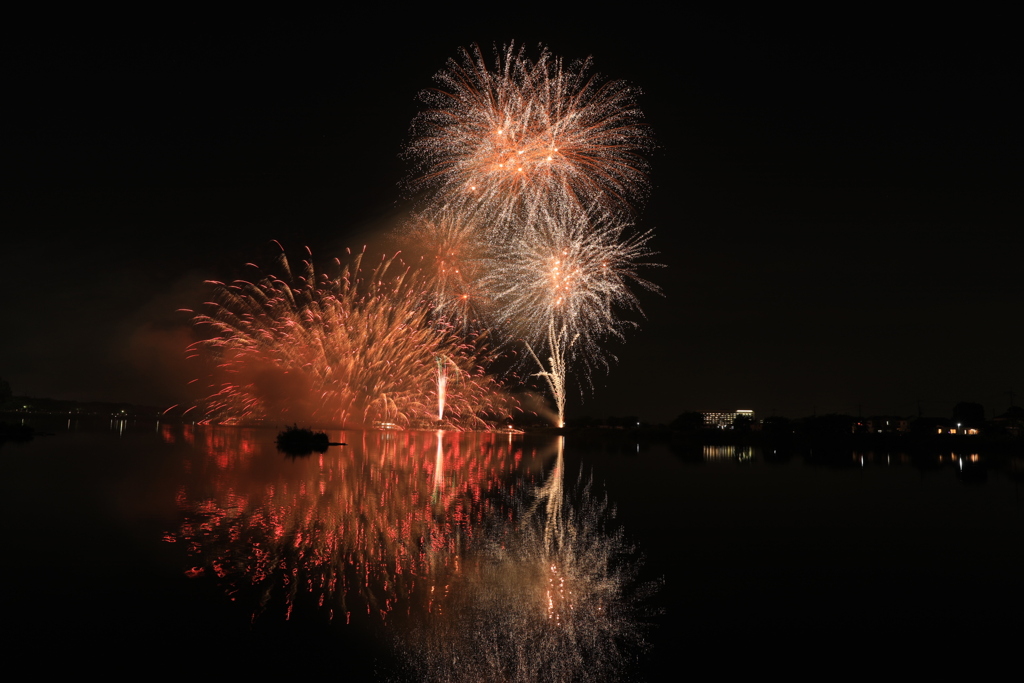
left=167, top=429, right=654, bottom=677
left=396, top=437, right=657, bottom=682
left=169, top=428, right=539, bottom=624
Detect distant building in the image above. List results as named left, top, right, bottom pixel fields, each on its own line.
left=990, top=406, right=1023, bottom=437
left=911, top=417, right=980, bottom=435
left=853, top=417, right=909, bottom=434
left=702, top=409, right=755, bottom=429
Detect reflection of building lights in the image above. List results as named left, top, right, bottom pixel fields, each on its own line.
left=703, top=445, right=735, bottom=460
left=703, top=445, right=756, bottom=461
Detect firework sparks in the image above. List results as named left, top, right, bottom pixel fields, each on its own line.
left=406, top=43, right=652, bottom=226
left=188, top=249, right=513, bottom=429
left=404, top=43, right=659, bottom=425
left=402, top=208, right=491, bottom=326
left=481, top=209, right=660, bottom=427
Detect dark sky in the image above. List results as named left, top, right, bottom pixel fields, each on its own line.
left=3, top=9, right=1020, bottom=423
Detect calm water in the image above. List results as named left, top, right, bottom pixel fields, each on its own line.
left=2, top=419, right=1022, bottom=677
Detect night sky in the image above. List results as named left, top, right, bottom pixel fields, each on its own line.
left=3, top=9, right=1020, bottom=423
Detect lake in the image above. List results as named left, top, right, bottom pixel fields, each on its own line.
left=2, top=418, right=1021, bottom=678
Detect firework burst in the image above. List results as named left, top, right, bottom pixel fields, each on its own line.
left=480, top=209, right=660, bottom=426
left=402, top=208, right=491, bottom=326
left=186, top=249, right=513, bottom=429
left=405, top=43, right=652, bottom=227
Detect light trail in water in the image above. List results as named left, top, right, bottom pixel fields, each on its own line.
left=397, top=437, right=657, bottom=681
left=168, top=428, right=539, bottom=624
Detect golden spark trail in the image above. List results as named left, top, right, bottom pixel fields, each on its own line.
left=436, top=356, right=448, bottom=422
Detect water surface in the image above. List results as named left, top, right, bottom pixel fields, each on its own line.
left=2, top=419, right=1021, bottom=677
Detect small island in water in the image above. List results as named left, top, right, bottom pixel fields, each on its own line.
left=275, top=425, right=345, bottom=456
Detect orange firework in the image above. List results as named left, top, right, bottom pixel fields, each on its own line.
left=403, top=43, right=659, bottom=427
left=186, top=249, right=514, bottom=429
left=402, top=208, right=492, bottom=326
left=405, top=43, right=652, bottom=226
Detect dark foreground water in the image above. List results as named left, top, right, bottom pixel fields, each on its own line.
left=2, top=418, right=1022, bottom=678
